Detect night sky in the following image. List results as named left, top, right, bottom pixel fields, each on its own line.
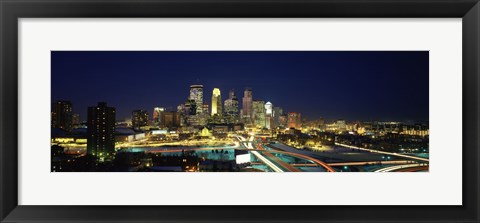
left=51, top=51, right=429, bottom=122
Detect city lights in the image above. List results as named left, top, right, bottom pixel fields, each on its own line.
left=51, top=51, right=429, bottom=172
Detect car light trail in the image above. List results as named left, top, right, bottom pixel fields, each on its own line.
left=374, top=163, right=427, bottom=172
left=335, top=143, right=429, bottom=162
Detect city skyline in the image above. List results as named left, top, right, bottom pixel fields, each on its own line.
left=52, top=51, right=429, bottom=122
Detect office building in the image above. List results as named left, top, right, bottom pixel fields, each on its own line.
left=252, top=100, right=266, bottom=128
left=211, top=88, right=222, bottom=116
left=132, top=110, right=148, bottom=129
left=287, top=112, right=301, bottom=129
left=161, top=111, right=181, bottom=128
left=152, top=107, right=165, bottom=126
left=189, top=85, right=204, bottom=114
left=242, top=88, right=253, bottom=123
left=224, top=89, right=240, bottom=123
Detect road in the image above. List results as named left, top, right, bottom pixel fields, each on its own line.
left=374, top=163, right=428, bottom=172
left=239, top=135, right=285, bottom=172
left=335, top=143, right=429, bottom=162
left=327, top=160, right=415, bottom=166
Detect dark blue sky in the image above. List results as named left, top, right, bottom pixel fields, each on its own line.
left=51, top=51, right=428, bottom=122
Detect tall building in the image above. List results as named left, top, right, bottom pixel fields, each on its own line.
left=265, top=102, right=273, bottom=116
left=152, top=107, right=165, bottom=126
left=336, top=119, right=347, bottom=132
left=72, top=113, right=81, bottom=128
left=189, top=85, right=204, bottom=115
left=252, top=100, right=266, bottom=128
left=287, top=112, right=301, bottom=129
left=161, top=111, right=181, bottom=128
left=132, top=110, right=148, bottom=129
left=224, top=89, right=239, bottom=123
left=264, top=102, right=273, bottom=129
left=87, top=102, right=116, bottom=163
left=51, top=100, right=73, bottom=131
left=273, top=106, right=283, bottom=127
left=211, top=88, right=222, bottom=116
left=242, top=88, right=253, bottom=123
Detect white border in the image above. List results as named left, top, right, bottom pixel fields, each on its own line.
left=19, top=18, right=462, bottom=205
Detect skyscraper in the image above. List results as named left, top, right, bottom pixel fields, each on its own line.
left=51, top=100, right=73, bottom=131
left=252, top=100, right=266, bottom=128
left=264, top=102, right=273, bottom=129
left=87, top=102, right=116, bottom=163
left=265, top=102, right=273, bottom=115
left=211, top=88, right=222, bottom=116
left=152, top=107, right=165, bottom=126
left=189, top=85, right=204, bottom=114
left=287, top=112, right=302, bottom=129
left=242, top=88, right=253, bottom=123
left=132, top=110, right=148, bottom=129
left=273, top=106, right=283, bottom=127
left=224, top=89, right=239, bottom=123
left=161, top=111, right=181, bottom=128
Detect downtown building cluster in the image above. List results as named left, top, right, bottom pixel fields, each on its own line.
left=136, top=85, right=302, bottom=131
left=51, top=84, right=302, bottom=164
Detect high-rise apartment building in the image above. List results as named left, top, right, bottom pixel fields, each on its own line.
left=51, top=100, right=73, bottom=131
left=87, top=102, right=116, bottom=163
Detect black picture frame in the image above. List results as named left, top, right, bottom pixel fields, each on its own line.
left=1, top=0, right=479, bottom=222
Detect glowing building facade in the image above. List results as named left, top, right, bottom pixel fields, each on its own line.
left=287, top=112, right=301, bottom=129
left=242, top=88, right=253, bottom=123
left=264, top=102, right=273, bottom=129
left=189, top=85, right=204, bottom=114
left=87, top=102, right=116, bottom=163
left=152, top=107, right=165, bottom=126
left=211, top=88, right=222, bottom=116
left=252, top=100, right=266, bottom=128
left=224, top=89, right=240, bottom=123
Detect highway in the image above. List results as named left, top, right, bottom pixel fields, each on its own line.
left=327, top=160, right=415, bottom=166
left=335, top=143, right=429, bottom=162
left=374, top=163, right=428, bottom=172
left=239, top=135, right=284, bottom=172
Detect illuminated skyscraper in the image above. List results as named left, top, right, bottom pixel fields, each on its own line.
left=265, top=102, right=273, bottom=115
left=264, top=102, right=273, bottom=129
left=252, top=100, right=266, bottom=128
left=224, top=89, right=239, bottom=123
left=273, top=106, right=283, bottom=127
left=51, top=100, right=73, bottom=131
left=152, top=107, right=165, bottom=126
left=242, top=88, right=253, bottom=122
left=132, top=110, right=148, bottom=129
left=87, top=102, right=116, bottom=163
left=211, top=88, right=222, bottom=116
left=287, top=112, right=302, bottom=129
left=189, top=85, right=204, bottom=114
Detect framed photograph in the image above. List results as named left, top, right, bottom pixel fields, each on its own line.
left=1, top=0, right=479, bottom=222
